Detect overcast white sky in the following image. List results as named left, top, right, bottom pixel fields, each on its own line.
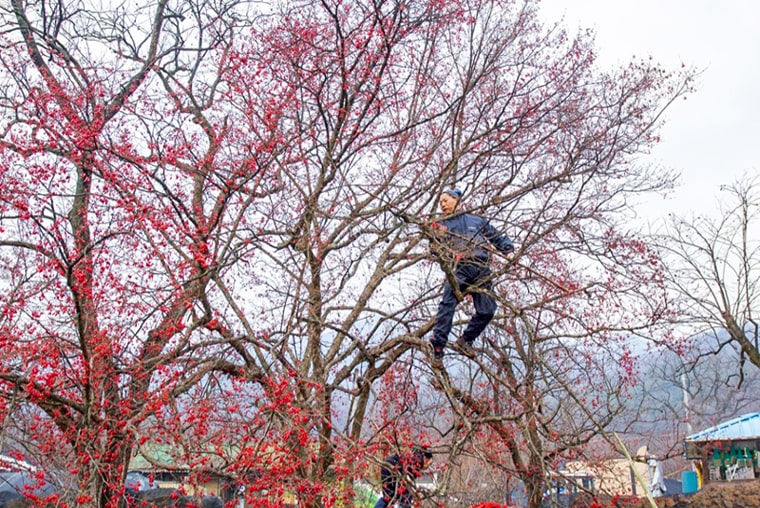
left=539, top=0, right=760, bottom=225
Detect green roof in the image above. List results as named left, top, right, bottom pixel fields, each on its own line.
left=129, top=443, right=237, bottom=472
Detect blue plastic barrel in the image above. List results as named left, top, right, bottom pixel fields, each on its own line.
left=682, top=470, right=698, bottom=493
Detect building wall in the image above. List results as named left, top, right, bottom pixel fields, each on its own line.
left=566, top=459, right=648, bottom=497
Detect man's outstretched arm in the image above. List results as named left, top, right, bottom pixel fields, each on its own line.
left=483, top=221, right=514, bottom=254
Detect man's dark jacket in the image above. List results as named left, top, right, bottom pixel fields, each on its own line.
left=435, top=212, right=513, bottom=263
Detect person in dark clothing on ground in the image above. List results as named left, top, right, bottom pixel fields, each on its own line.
left=428, top=188, right=514, bottom=369
left=373, top=447, right=433, bottom=508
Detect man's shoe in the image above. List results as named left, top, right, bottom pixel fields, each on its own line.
left=430, top=347, right=445, bottom=370
left=454, top=338, right=476, bottom=359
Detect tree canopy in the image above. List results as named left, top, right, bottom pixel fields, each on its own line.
left=0, top=0, right=692, bottom=506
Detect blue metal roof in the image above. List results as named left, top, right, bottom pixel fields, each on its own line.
left=685, top=413, right=760, bottom=442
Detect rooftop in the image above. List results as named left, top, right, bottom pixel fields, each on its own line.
left=685, top=413, right=760, bottom=443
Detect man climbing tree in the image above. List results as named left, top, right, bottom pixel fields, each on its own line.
left=428, top=188, right=514, bottom=369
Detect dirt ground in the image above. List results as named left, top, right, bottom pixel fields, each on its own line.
left=655, top=480, right=760, bottom=507
left=568, top=479, right=760, bottom=507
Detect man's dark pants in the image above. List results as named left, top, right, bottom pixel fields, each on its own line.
left=432, top=262, right=496, bottom=350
